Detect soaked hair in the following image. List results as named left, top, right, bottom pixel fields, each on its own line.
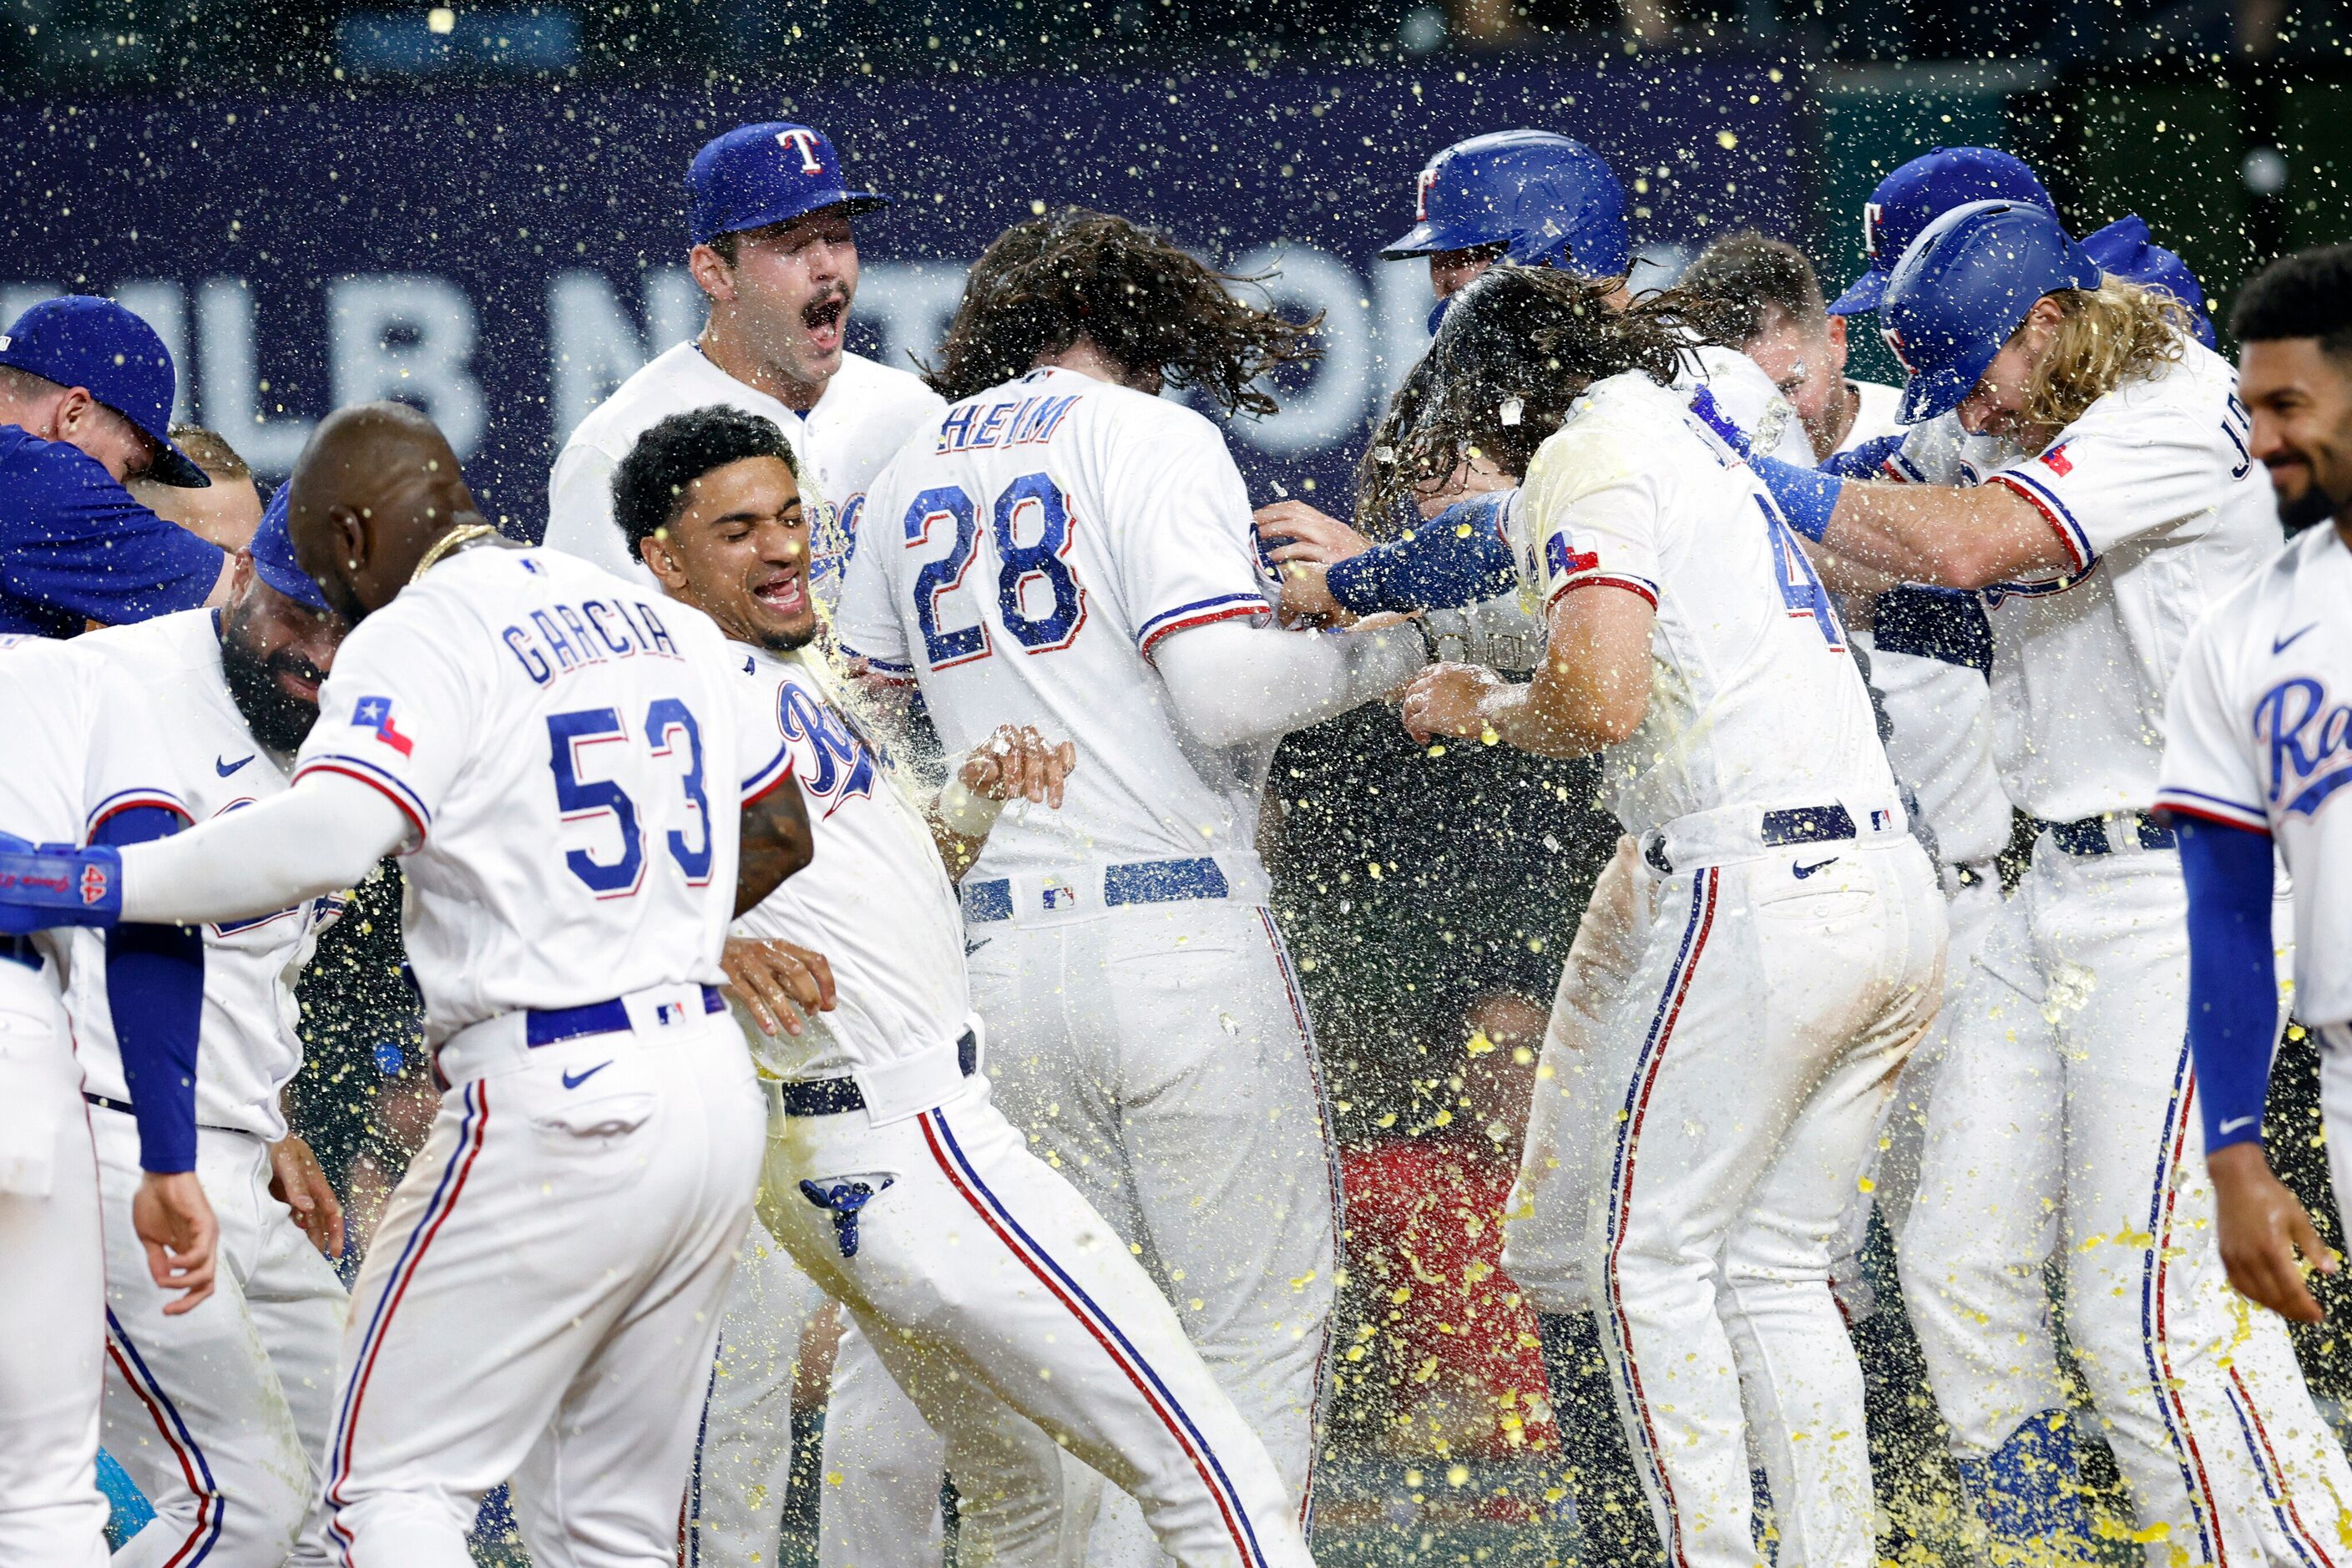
left=1357, top=265, right=1731, bottom=519
left=2020, top=277, right=2192, bottom=430
left=923, top=206, right=1321, bottom=415
left=612, top=403, right=800, bottom=558
left=1676, top=232, right=1826, bottom=348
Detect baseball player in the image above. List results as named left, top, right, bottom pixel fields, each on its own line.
left=547, top=120, right=944, bottom=609
left=1749, top=200, right=2352, bottom=1562
left=61, top=491, right=354, bottom=1568
left=1390, top=262, right=1945, bottom=1568
left=618, top=400, right=1323, bottom=1568
left=2156, top=242, right=2352, bottom=1328
left=0, top=400, right=822, bottom=1567
left=836, top=205, right=1429, bottom=1563
left=0, top=296, right=231, bottom=636
left=0, top=635, right=216, bottom=1567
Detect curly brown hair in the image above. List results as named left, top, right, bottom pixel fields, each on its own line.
left=2020, top=277, right=2193, bottom=431
left=922, top=207, right=1322, bottom=416
left=1357, top=265, right=1732, bottom=519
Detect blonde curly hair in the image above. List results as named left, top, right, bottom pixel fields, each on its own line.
left=2020, top=276, right=2194, bottom=429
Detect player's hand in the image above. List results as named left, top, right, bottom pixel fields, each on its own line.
left=2211, top=1141, right=2335, bottom=1323
left=1253, top=501, right=1372, bottom=566
left=960, top=725, right=1076, bottom=811
left=133, top=1170, right=219, bottom=1314
left=1399, top=662, right=1504, bottom=744
left=1273, top=559, right=1356, bottom=630
left=269, top=1133, right=345, bottom=1258
left=723, top=937, right=837, bottom=1039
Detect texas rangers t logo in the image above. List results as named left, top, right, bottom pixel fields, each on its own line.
left=776, top=128, right=824, bottom=174
left=1415, top=165, right=1439, bottom=222
left=352, top=695, right=415, bottom=758
left=1882, top=326, right=1917, bottom=377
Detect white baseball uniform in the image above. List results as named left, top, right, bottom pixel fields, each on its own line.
left=711, top=639, right=1313, bottom=1568
left=291, top=545, right=778, bottom=1567
left=1495, top=371, right=1945, bottom=1568
left=57, top=609, right=351, bottom=1568
left=0, top=635, right=177, bottom=1568
left=2157, top=520, right=2352, bottom=1226
left=549, top=338, right=943, bottom=1568
left=835, top=366, right=1347, bottom=1565
left=1890, top=340, right=2352, bottom=1562
left=547, top=342, right=945, bottom=603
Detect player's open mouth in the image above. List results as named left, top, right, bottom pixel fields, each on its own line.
left=802, top=294, right=846, bottom=352
left=754, top=574, right=807, bottom=616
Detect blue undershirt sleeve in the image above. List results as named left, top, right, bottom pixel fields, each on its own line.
left=92, top=804, right=205, bottom=1174
left=2175, top=816, right=2281, bottom=1157
left=1323, top=493, right=1520, bottom=616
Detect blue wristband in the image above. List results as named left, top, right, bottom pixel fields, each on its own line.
left=0, top=838, right=124, bottom=932
left=1749, top=453, right=1844, bottom=544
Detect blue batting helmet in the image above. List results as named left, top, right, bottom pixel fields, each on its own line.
left=1381, top=130, right=1631, bottom=279
left=1882, top=200, right=2105, bottom=425
left=1828, top=147, right=2055, bottom=319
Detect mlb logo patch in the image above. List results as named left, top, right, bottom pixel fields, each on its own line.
left=352, top=695, right=414, bottom=758
left=655, top=999, right=687, bottom=1027
left=1041, top=879, right=1078, bottom=913
left=1870, top=808, right=1894, bottom=831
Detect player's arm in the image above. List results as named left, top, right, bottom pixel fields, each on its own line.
left=1152, top=617, right=1428, bottom=750
left=1746, top=452, right=2073, bottom=589
left=1399, top=583, right=1655, bottom=759
left=928, top=724, right=1076, bottom=881
left=86, top=805, right=220, bottom=1312
left=2172, top=815, right=2333, bottom=1321
left=1259, top=494, right=1520, bottom=629
left=736, top=771, right=816, bottom=918
left=1, top=443, right=231, bottom=626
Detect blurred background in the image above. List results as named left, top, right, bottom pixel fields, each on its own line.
left=12, top=1, right=2349, bottom=1560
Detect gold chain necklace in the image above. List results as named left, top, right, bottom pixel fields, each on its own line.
left=408, top=524, right=498, bottom=584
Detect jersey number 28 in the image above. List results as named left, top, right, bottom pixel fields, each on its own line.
left=902, top=473, right=1088, bottom=670
left=546, top=699, right=711, bottom=898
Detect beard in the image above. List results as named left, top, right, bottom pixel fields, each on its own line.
left=2277, top=475, right=2339, bottom=537
left=219, top=610, right=326, bottom=756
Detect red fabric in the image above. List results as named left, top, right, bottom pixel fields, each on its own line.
left=1342, top=1140, right=1557, bottom=1457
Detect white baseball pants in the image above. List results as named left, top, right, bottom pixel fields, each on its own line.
left=94, top=1114, right=348, bottom=1568
left=815, top=1318, right=946, bottom=1567
left=1909, top=842, right=2352, bottom=1564
left=0, top=957, right=109, bottom=1568
left=1589, top=835, right=1946, bottom=1568
left=686, top=1214, right=827, bottom=1568
left=760, top=1070, right=1314, bottom=1568
left=320, top=995, right=764, bottom=1568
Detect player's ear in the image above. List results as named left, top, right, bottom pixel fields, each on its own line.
left=638, top=529, right=684, bottom=584
left=687, top=243, right=736, bottom=303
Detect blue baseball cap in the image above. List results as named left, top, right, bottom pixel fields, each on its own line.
left=1882, top=200, right=2105, bottom=426
left=1829, top=148, right=2056, bottom=320
left=1382, top=129, right=1631, bottom=279
left=0, top=296, right=208, bottom=487
left=249, top=486, right=331, bottom=613
left=2078, top=214, right=2216, bottom=348
left=688, top=123, right=890, bottom=248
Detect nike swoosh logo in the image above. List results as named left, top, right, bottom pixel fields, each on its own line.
left=1793, top=857, right=1839, bottom=879
left=562, top=1061, right=613, bottom=1090
left=2274, top=624, right=2319, bottom=655
left=215, top=754, right=254, bottom=776
left=2218, top=1115, right=2259, bottom=1135
left=964, top=936, right=991, bottom=957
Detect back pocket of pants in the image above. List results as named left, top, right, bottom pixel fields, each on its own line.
left=534, top=1051, right=658, bottom=1137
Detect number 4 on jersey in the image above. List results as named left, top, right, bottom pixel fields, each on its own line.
left=903, top=471, right=1088, bottom=671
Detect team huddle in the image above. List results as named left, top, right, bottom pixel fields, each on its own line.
left=1, top=108, right=2350, bottom=1568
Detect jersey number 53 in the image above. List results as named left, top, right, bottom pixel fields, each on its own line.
left=902, top=473, right=1089, bottom=670
left=547, top=699, right=711, bottom=898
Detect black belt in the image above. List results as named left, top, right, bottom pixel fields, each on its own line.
left=2033, top=811, right=2175, bottom=857
left=1645, top=804, right=1859, bottom=877
left=776, top=1032, right=978, bottom=1118
left=83, top=1092, right=245, bottom=1136
left=2, top=935, right=37, bottom=969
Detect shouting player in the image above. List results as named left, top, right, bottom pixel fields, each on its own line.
left=837, top=206, right=1427, bottom=1562
left=0, top=401, right=822, bottom=1566
left=1392, top=263, right=1945, bottom=1568
left=621, top=400, right=1321, bottom=1567
left=65, top=492, right=355, bottom=1568
left=548, top=120, right=943, bottom=608
left=0, top=636, right=215, bottom=1566
left=1752, top=200, right=2352, bottom=1561
left=2157, top=243, right=2352, bottom=1326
